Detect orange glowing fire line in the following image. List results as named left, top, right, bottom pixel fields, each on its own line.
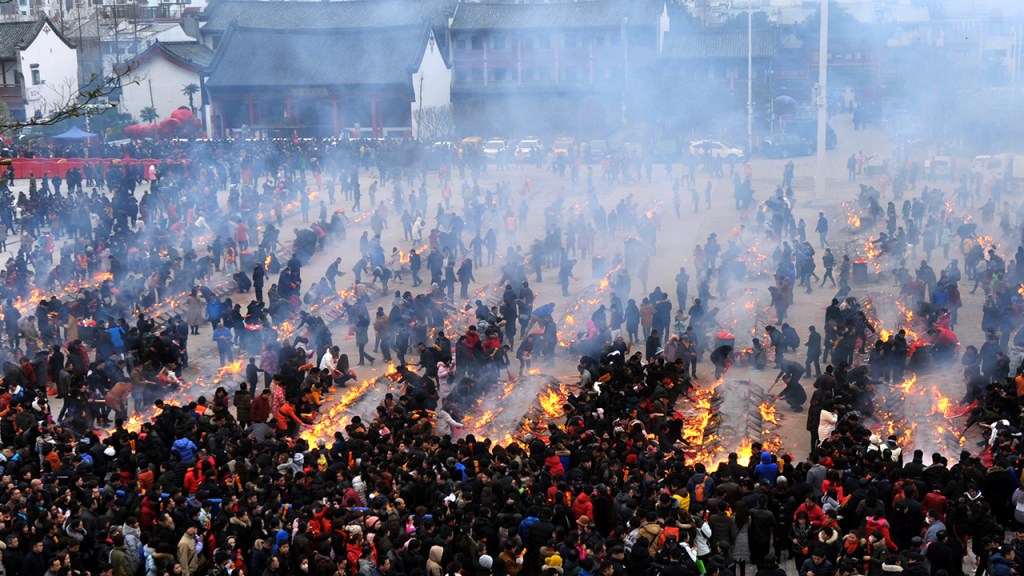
left=301, top=376, right=380, bottom=444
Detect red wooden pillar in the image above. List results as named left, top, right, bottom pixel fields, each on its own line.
left=285, top=96, right=291, bottom=118
left=248, top=98, right=254, bottom=126
left=332, top=96, right=339, bottom=139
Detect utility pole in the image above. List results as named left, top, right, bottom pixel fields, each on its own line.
left=814, top=0, right=829, bottom=197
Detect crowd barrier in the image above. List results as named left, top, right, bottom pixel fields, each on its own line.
left=4, top=157, right=189, bottom=179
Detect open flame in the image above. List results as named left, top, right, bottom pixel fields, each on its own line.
left=538, top=389, right=562, bottom=419
left=384, top=361, right=400, bottom=380
left=216, top=359, right=244, bottom=379
left=759, top=401, right=779, bottom=427
left=301, top=376, right=380, bottom=444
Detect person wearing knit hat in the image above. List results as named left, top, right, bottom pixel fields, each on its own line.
left=478, top=555, right=493, bottom=570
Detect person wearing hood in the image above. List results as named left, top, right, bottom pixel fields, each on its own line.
left=426, top=545, right=444, bottom=576
left=754, top=452, right=779, bottom=486
left=120, top=518, right=143, bottom=575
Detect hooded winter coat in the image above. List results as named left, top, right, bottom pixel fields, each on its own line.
left=571, top=493, right=593, bottom=522
left=426, top=545, right=444, bottom=576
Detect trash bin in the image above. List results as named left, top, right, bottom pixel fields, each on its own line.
left=853, top=258, right=869, bottom=284
left=592, top=257, right=606, bottom=280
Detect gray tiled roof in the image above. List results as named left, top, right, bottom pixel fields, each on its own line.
left=159, top=41, right=215, bottom=68
left=200, top=0, right=454, bottom=34
left=205, top=26, right=424, bottom=90
left=450, top=0, right=662, bottom=30
left=662, top=30, right=777, bottom=60
left=0, top=18, right=74, bottom=59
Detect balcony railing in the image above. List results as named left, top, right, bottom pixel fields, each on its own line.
left=0, top=85, right=21, bottom=101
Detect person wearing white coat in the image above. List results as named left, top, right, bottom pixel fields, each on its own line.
left=435, top=401, right=463, bottom=438
left=817, top=403, right=838, bottom=446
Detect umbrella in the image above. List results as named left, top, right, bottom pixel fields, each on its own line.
left=774, top=95, right=796, bottom=106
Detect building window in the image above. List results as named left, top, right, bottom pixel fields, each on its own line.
left=538, top=34, right=550, bottom=49
left=538, top=68, right=551, bottom=81
left=29, top=64, right=39, bottom=85
left=522, top=68, right=535, bottom=82
left=455, top=37, right=467, bottom=51
left=522, top=36, right=534, bottom=50
left=594, top=35, right=605, bottom=48
left=490, top=34, right=506, bottom=50
left=560, top=67, right=578, bottom=82
left=470, top=69, right=483, bottom=82
left=564, top=34, right=577, bottom=49
left=470, top=36, right=483, bottom=50
left=455, top=69, right=469, bottom=82
left=490, top=68, right=509, bottom=82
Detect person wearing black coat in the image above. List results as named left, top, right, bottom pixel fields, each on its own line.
left=926, top=531, right=955, bottom=576
left=525, top=508, right=556, bottom=574
left=22, top=541, right=46, bottom=576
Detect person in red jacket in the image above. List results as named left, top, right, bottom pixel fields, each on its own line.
left=464, top=326, right=481, bottom=349
left=571, top=490, right=594, bottom=522
left=275, top=399, right=310, bottom=437
left=183, top=464, right=203, bottom=494
left=140, top=493, right=160, bottom=533
left=921, top=487, right=948, bottom=522
left=250, top=389, right=272, bottom=424
left=544, top=448, right=565, bottom=479
left=794, top=494, right=826, bottom=527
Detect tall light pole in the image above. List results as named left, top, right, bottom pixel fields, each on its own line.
left=746, top=2, right=753, bottom=155
left=814, top=0, right=829, bottom=197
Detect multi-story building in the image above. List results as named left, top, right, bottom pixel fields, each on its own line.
left=0, top=17, right=78, bottom=121
left=199, top=0, right=453, bottom=139
left=448, top=0, right=669, bottom=137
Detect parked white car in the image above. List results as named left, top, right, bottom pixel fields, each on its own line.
left=688, top=140, right=745, bottom=161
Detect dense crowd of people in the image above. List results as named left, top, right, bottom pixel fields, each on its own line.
left=0, top=127, right=1018, bottom=576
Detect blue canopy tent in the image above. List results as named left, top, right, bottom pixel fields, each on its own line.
left=52, top=126, right=97, bottom=140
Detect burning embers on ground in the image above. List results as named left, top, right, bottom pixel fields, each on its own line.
left=872, top=374, right=968, bottom=457
left=680, top=378, right=782, bottom=469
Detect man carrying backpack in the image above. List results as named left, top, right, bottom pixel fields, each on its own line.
left=688, top=464, right=715, bottom=513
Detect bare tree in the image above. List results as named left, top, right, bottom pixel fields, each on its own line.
left=413, top=104, right=455, bottom=141
left=12, top=66, right=139, bottom=130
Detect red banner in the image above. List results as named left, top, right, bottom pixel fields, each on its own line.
left=8, top=158, right=188, bottom=179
